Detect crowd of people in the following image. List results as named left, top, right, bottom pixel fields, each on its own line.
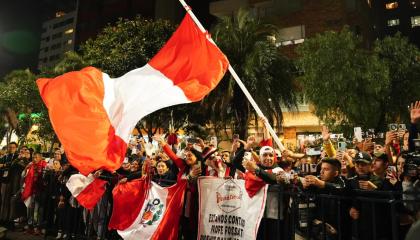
left=0, top=101, right=418, bottom=240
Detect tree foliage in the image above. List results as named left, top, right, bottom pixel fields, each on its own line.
left=82, top=16, right=175, bottom=77
left=0, top=69, right=43, bottom=144
left=297, top=27, right=391, bottom=131
left=374, top=33, right=420, bottom=124
left=210, top=8, right=297, bottom=137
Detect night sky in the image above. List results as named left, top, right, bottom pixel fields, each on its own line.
left=0, top=0, right=74, bottom=78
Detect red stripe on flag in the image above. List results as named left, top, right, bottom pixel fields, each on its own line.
left=22, top=161, right=47, bottom=202
left=151, top=181, right=187, bottom=240
left=75, top=178, right=107, bottom=210
left=36, top=67, right=127, bottom=175
left=149, top=14, right=229, bottom=102
left=108, top=178, right=150, bottom=230
left=245, top=172, right=266, bottom=198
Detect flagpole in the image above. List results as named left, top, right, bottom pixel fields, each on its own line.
left=178, top=0, right=285, bottom=151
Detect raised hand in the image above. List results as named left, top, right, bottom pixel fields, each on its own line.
left=244, top=135, right=256, bottom=150
left=321, top=125, right=330, bottom=141
left=385, top=131, right=398, bottom=146
left=153, top=134, right=166, bottom=146
left=410, top=101, right=420, bottom=124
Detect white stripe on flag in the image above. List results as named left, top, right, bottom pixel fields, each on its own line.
left=103, top=64, right=191, bottom=141
left=117, top=182, right=169, bottom=240
left=66, top=174, right=95, bottom=198
left=23, top=196, right=32, bottom=208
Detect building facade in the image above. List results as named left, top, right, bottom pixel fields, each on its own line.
left=210, top=0, right=372, bottom=149
left=38, top=11, right=77, bottom=69
left=370, top=0, right=420, bottom=47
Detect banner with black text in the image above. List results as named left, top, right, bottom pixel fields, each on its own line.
left=198, top=177, right=267, bottom=240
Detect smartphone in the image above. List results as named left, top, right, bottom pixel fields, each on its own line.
left=388, top=124, right=398, bottom=132
left=387, top=166, right=396, bottom=174
left=337, top=142, right=346, bottom=151
left=243, top=152, right=252, bottom=161
left=398, top=124, right=406, bottom=131
left=354, top=127, right=363, bottom=142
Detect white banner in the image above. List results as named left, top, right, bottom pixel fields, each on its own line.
left=197, top=177, right=267, bottom=240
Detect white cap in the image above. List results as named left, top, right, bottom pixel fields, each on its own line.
left=259, top=146, right=274, bottom=157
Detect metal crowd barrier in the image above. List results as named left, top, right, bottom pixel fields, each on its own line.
left=36, top=180, right=420, bottom=240
left=259, top=185, right=420, bottom=240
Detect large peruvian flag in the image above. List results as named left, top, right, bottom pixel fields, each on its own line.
left=36, top=14, right=229, bottom=176
left=109, top=179, right=187, bottom=240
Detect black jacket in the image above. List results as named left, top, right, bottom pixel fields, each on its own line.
left=346, top=174, right=395, bottom=240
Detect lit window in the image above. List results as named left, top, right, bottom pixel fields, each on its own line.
left=387, top=19, right=400, bottom=26
left=56, top=11, right=65, bottom=18
left=67, top=39, right=73, bottom=44
left=64, top=28, right=74, bottom=34
left=412, top=1, right=417, bottom=9
left=412, top=16, right=420, bottom=27
left=386, top=2, right=398, bottom=9
left=277, top=25, right=305, bottom=47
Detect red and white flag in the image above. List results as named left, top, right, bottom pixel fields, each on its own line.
left=109, top=179, right=187, bottom=240
left=65, top=174, right=107, bottom=210
left=22, top=161, right=47, bottom=207
left=36, top=14, right=229, bottom=176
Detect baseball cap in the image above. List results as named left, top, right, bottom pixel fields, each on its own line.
left=321, top=158, right=341, bottom=172
left=259, top=146, right=274, bottom=157
left=202, top=147, right=218, bottom=160
left=354, top=151, right=372, bottom=164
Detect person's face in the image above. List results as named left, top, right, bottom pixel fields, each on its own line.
left=54, top=150, right=61, bottom=161
left=24, top=149, right=31, bottom=159
left=156, top=162, right=169, bottom=175
left=150, top=157, right=157, bottom=167
left=320, top=163, right=338, bottom=182
left=8, top=144, right=17, bottom=154
left=122, top=162, right=131, bottom=171
left=261, top=152, right=274, bottom=167
left=222, top=152, right=230, bottom=163
left=19, top=148, right=26, bottom=158
left=374, top=145, right=384, bottom=153
left=372, top=159, right=387, bottom=175
left=185, top=151, right=197, bottom=166
left=397, top=157, right=406, bottom=174
left=130, top=161, right=140, bottom=172
left=355, top=162, right=371, bottom=175
left=33, top=154, right=43, bottom=163
left=206, top=155, right=218, bottom=169
left=63, top=163, right=70, bottom=170
left=403, top=133, right=409, bottom=147
left=53, top=160, right=61, bottom=171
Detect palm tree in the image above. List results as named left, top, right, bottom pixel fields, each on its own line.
left=205, top=8, right=297, bottom=138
